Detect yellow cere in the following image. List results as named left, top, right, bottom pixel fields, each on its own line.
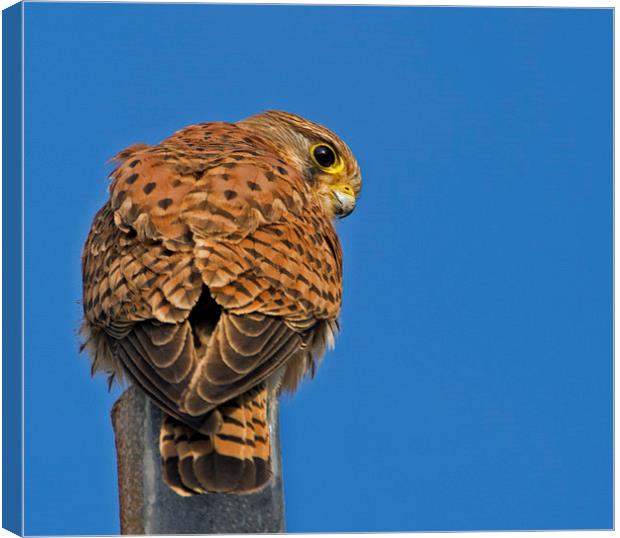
left=331, top=184, right=355, bottom=197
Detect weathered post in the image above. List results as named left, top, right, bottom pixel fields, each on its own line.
left=111, top=386, right=285, bottom=534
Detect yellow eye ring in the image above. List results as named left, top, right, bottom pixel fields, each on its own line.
left=310, top=143, right=345, bottom=174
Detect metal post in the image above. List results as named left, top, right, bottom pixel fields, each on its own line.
left=111, top=386, right=285, bottom=534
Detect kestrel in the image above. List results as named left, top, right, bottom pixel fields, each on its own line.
left=81, top=110, right=361, bottom=495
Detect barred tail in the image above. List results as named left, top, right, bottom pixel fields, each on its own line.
left=159, top=385, right=271, bottom=495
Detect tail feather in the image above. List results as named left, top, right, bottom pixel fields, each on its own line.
left=160, top=385, right=272, bottom=495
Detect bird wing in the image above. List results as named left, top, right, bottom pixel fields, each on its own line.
left=82, top=122, right=341, bottom=430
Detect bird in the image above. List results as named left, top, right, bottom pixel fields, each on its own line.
left=81, top=110, right=361, bottom=496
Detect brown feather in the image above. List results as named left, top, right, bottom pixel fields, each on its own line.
left=81, top=110, right=361, bottom=494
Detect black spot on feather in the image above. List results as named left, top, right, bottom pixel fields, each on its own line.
left=158, top=198, right=173, bottom=210
left=143, top=182, right=156, bottom=194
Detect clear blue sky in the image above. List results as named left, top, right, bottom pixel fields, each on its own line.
left=23, top=4, right=612, bottom=534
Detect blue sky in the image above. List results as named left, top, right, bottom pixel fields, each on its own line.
left=23, top=4, right=612, bottom=534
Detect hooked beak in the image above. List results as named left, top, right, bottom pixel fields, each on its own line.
left=332, top=185, right=356, bottom=218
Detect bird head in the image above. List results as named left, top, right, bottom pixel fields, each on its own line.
left=239, top=110, right=361, bottom=219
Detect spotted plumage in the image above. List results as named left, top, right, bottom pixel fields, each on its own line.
left=81, top=110, right=361, bottom=495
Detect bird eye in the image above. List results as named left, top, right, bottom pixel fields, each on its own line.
left=310, top=143, right=344, bottom=173
left=312, top=145, right=336, bottom=167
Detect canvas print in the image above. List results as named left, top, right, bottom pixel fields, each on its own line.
left=3, top=2, right=613, bottom=535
